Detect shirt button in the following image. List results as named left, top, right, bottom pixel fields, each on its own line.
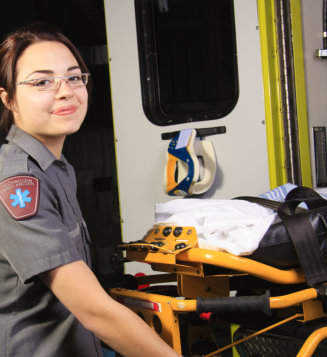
left=15, top=148, right=22, bottom=154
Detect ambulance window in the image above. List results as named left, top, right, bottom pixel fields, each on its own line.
left=135, top=0, right=238, bottom=126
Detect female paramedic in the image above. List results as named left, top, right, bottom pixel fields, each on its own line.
left=0, top=23, right=181, bottom=357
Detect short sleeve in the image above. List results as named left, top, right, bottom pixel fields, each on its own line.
left=0, top=173, right=82, bottom=283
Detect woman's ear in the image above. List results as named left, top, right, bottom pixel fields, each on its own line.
left=0, top=88, right=10, bottom=109
left=0, top=88, right=15, bottom=113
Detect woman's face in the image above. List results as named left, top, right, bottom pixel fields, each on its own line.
left=11, top=41, right=88, bottom=144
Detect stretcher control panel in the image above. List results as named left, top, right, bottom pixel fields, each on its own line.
left=119, top=225, right=198, bottom=254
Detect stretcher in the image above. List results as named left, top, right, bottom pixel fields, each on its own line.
left=110, top=193, right=327, bottom=356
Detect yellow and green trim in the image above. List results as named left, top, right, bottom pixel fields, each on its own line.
left=258, top=0, right=312, bottom=188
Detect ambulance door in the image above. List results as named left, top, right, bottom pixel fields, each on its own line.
left=105, top=0, right=270, bottom=274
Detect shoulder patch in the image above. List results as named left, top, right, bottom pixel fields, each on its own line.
left=0, top=176, right=40, bottom=220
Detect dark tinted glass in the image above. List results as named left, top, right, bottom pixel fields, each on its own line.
left=135, top=0, right=239, bottom=125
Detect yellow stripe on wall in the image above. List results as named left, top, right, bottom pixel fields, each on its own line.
left=258, top=0, right=312, bottom=188
left=258, top=0, right=288, bottom=188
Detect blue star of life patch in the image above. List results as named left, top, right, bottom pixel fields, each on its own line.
left=10, top=188, right=32, bottom=208
left=0, top=176, right=39, bottom=220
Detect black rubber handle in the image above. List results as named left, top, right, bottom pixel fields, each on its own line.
left=197, top=291, right=271, bottom=317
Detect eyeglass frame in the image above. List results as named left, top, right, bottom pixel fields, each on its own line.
left=15, top=72, right=90, bottom=91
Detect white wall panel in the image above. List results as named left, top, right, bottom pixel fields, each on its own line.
left=301, top=0, right=327, bottom=187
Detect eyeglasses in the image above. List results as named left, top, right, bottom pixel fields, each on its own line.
left=16, top=73, right=90, bottom=91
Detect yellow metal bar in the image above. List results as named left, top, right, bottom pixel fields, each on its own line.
left=297, top=327, right=327, bottom=357
left=289, top=0, right=313, bottom=187
left=112, top=287, right=321, bottom=354
left=170, top=298, right=197, bottom=312
left=269, top=288, right=318, bottom=309
left=177, top=248, right=305, bottom=284
left=170, top=288, right=318, bottom=313
left=258, top=0, right=287, bottom=187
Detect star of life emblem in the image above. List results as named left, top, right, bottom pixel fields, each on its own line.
left=0, top=176, right=39, bottom=220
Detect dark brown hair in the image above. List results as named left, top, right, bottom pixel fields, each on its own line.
left=0, top=22, right=91, bottom=138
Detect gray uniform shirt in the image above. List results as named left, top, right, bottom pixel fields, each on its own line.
left=0, top=126, right=103, bottom=357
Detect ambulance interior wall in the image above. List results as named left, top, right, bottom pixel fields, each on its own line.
left=105, top=0, right=271, bottom=276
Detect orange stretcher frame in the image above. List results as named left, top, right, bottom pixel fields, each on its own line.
left=110, top=225, right=327, bottom=357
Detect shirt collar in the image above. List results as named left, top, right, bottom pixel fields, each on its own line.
left=6, top=125, right=64, bottom=171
